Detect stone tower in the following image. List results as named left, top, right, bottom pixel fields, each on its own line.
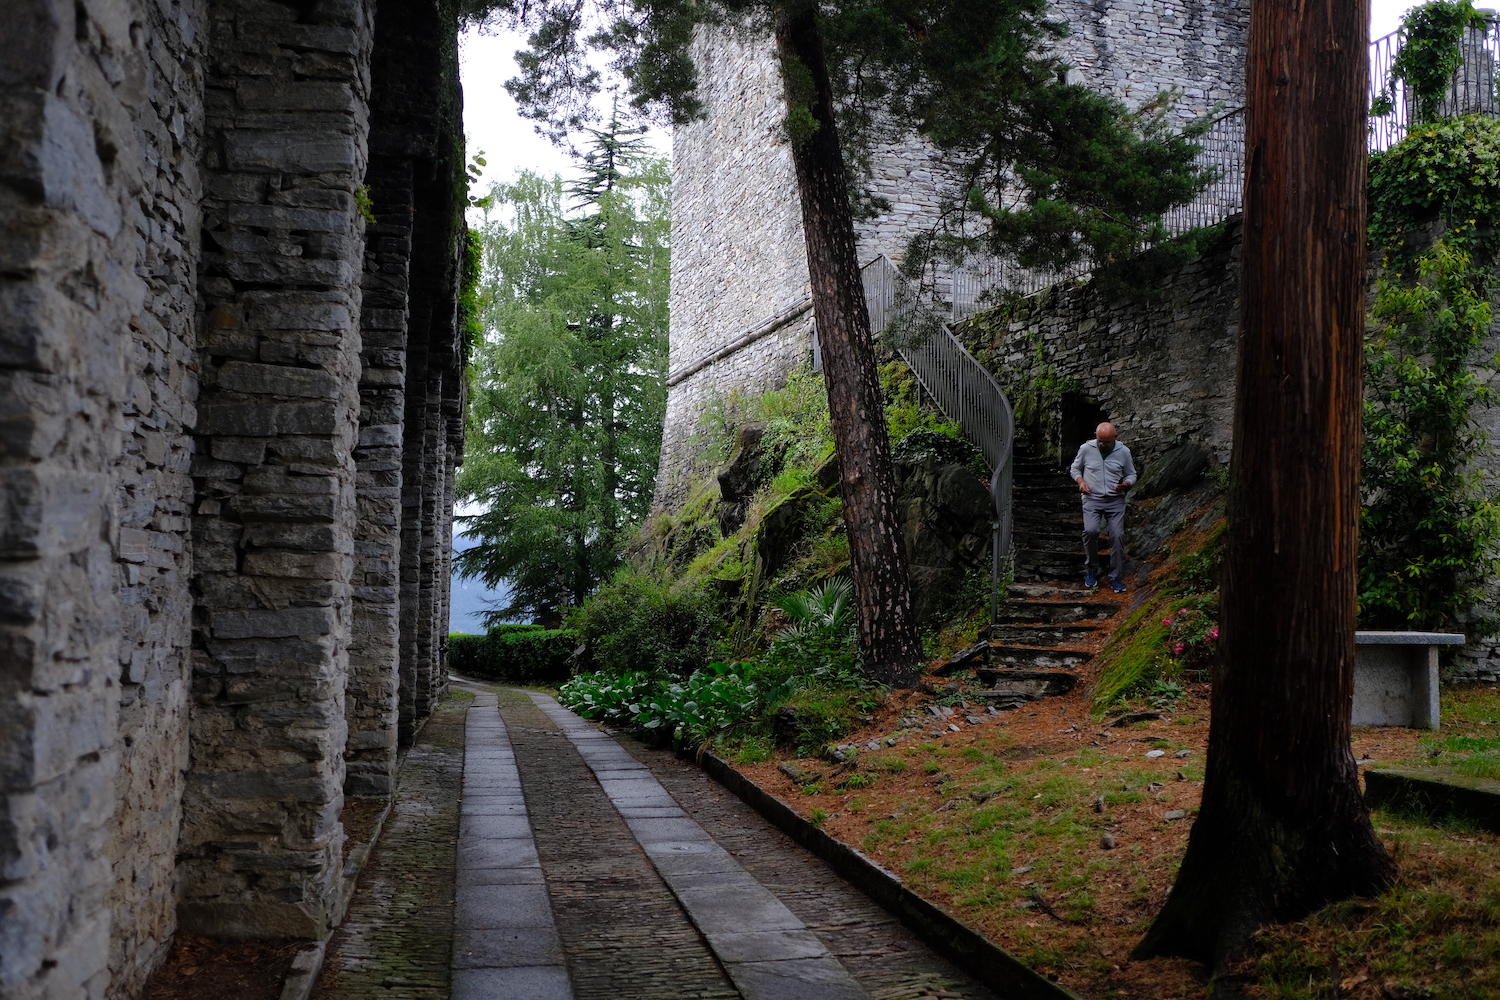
left=656, top=0, right=1250, bottom=508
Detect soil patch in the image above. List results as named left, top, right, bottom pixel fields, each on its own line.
left=724, top=673, right=1489, bottom=998
left=141, top=933, right=300, bottom=1000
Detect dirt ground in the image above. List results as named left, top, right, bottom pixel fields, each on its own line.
left=731, top=671, right=1478, bottom=999
left=140, top=934, right=301, bottom=1000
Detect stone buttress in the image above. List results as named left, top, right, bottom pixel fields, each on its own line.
left=0, top=0, right=468, bottom=994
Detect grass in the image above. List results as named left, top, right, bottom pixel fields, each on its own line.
left=742, top=678, right=1500, bottom=999
left=1242, top=810, right=1500, bottom=999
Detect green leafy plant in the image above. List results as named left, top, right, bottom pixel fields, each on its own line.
left=570, top=571, right=720, bottom=677
left=1371, top=1, right=1489, bottom=123
left=1361, top=244, right=1500, bottom=628
left=772, top=577, right=854, bottom=639
left=448, top=628, right=578, bottom=684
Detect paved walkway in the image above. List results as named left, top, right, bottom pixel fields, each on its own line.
left=317, top=684, right=1002, bottom=1000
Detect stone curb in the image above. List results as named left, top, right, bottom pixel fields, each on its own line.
left=1365, top=766, right=1500, bottom=832
left=688, top=748, right=1080, bottom=1000
left=278, top=940, right=328, bottom=1000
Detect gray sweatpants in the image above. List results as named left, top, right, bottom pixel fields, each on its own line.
left=1082, top=496, right=1127, bottom=581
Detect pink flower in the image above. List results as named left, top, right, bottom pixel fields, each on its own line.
left=1207, top=626, right=1219, bottom=640
left=1162, top=617, right=1174, bottom=626
left=1173, top=642, right=1185, bottom=654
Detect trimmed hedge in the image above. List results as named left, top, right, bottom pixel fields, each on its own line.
left=448, top=628, right=578, bottom=685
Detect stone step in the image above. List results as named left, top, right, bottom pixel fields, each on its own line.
left=970, top=669, right=1078, bottom=701
left=998, top=600, right=1121, bottom=624
left=989, top=623, right=1101, bottom=646
left=1009, top=582, right=1095, bottom=600
left=986, top=645, right=1094, bottom=670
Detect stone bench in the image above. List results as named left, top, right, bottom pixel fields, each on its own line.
left=1354, top=631, right=1466, bottom=730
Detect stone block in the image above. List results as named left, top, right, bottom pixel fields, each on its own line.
left=1353, top=632, right=1465, bottom=729
left=213, top=360, right=341, bottom=399
left=210, top=607, right=336, bottom=639
left=223, top=132, right=359, bottom=174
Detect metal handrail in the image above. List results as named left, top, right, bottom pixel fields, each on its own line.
left=861, top=255, right=1015, bottom=630
left=1370, top=18, right=1500, bottom=152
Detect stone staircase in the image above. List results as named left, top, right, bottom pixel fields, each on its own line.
left=939, top=448, right=1127, bottom=706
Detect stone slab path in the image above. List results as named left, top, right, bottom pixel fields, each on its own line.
left=318, top=684, right=1005, bottom=1000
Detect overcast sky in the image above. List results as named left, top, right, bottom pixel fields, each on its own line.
left=458, top=2, right=1425, bottom=193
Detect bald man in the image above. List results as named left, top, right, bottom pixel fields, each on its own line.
left=1069, top=422, right=1137, bottom=592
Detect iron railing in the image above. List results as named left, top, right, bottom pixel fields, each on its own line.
left=861, top=255, right=1015, bottom=628
left=1370, top=18, right=1500, bottom=152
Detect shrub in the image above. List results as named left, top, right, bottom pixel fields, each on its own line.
left=448, top=629, right=578, bottom=685
left=559, top=660, right=793, bottom=746
left=571, top=571, right=720, bottom=676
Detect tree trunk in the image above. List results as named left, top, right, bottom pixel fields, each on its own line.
left=774, top=6, right=921, bottom=688
left=1133, top=0, right=1393, bottom=971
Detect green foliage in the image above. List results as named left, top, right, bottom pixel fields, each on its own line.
left=890, top=428, right=981, bottom=470
left=456, top=121, right=670, bottom=621
left=448, top=628, right=578, bottom=684
left=1159, top=594, right=1219, bottom=676
left=1090, top=524, right=1222, bottom=712
left=1360, top=247, right=1500, bottom=628
left=879, top=358, right=964, bottom=446
left=560, top=577, right=877, bottom=752
left=354, top=184, right=377, bottom=225
left=570, top=571, right=719, bottom=677
left=772, top=577, right=854, bottom=639
left=1360, top=101, right=1500, bottom=631
left=1372, top=1, right=1489, bottom=123
left=1369, top=113, right=1500, bottom=272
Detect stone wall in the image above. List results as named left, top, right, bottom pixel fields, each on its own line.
left=655, top=0, right=1250, bottom=508
left=953, top=223, right=1243, bottom=475
left=0, top=0, right=467, bottom=993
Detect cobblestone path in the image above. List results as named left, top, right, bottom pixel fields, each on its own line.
left=315, top=688, right=470, bottom=999
left=318, top=685, right=1005, bottom=999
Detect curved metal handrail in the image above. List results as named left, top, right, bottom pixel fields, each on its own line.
left=861, top=255, right=1015, bottom=628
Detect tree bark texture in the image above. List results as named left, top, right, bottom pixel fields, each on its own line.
left=1134, top=0, right=1394, bottom=969
left=774, top=7, right=922, bottom=687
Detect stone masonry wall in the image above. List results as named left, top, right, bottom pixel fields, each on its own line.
left=1, top=0, right=466, bottom=992
left=655, top=0, right=1250, bottom=509
left=105, top=0, right=208, bottom=992
left=0, top=0, right=207, bottom=995
left=178, top=0, right=374, bottom=940
left=346, top=0, right=464, bottom=797
left=953, top=222, right=1242, bottom=475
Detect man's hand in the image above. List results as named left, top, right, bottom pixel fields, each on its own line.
left=1116, top=481, right=1132, bottom=493
left=1077, top=477, right=1090, bottom=494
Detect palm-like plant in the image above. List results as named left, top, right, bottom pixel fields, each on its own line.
left=772, top=578, right=855, bottom=640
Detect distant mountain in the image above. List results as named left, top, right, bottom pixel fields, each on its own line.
left=449, top=531, right=518, bottom=634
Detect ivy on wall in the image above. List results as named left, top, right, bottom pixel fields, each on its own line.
left=1371, top=0, right=1489, bottom=124
left=1362, top=93, right=1500, bottom=627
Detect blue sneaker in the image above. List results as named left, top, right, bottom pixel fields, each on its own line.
left=1111, top=579, right=1127, bottom=593
left=1084, top=572, right=1098, bottom=588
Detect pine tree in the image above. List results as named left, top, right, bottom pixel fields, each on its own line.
left=470, top=0, right=1213, bottom=683
left=456, top=123, right=669, bottom=622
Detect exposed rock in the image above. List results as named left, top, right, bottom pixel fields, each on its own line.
left=777, top=762, right=824, bottom=785
left=934, top=641, right=990, bottom=675
left=1134, top=442, right=1211, bottom=499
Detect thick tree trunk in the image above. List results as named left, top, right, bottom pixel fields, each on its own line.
left=1133, top=0, right=1393, bottom=971
left=774, top=6, right=922, bottom=687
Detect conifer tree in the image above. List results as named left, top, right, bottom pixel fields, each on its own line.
left=456, top=122, right=669, bottom=622
left=468, top=0, right=1211, bottom=684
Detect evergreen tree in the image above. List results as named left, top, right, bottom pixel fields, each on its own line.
left=455, top=125, right=669, bottom=623
left=468, top=0, right=1213, bottom=684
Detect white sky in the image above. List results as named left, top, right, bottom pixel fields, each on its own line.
left=457, top=24, right=669, bottom=195
left=459, top=4, right=1426, bottom=192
